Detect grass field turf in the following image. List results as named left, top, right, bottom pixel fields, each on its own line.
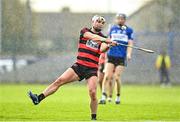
left=0, top=84, right=180, bottom=121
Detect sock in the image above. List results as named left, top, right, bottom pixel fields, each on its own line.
left=102, top=92, right=107, bottom=100
left=116, top=94, right=120, bottom=102
left=91, top=114, right=96, bottom=120
left=38, top=93, right=45, bottom=102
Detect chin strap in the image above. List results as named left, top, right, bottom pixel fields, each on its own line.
left=92, top=26, right=101, bottom=32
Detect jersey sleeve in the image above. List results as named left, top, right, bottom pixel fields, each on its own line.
left=128, top=28, right=134, bottom=40
left=80, top=27, right=89, bottom=38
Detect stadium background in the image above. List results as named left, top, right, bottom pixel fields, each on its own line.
left=0, top=0, right=179, bottom=84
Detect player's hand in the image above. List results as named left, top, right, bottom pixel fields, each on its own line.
left=110, top=40, right=117, bottom=46
left=104, top=38, right=117, bottom=46
left=104, top=38, right=111, bottom=43
left=127, top=53, right=132, bottom=61
left=109, top=40, right=117, bottom=46
left=105, top=38, right=115, bottom=44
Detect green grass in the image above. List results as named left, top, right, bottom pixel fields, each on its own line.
left=0, top=84, right=180, bottom=121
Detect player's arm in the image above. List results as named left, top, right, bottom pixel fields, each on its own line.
left=127, top=40, right=133, bottom=56
left=127, top=29, right=134, bottom=60
left=100, top=43, right=111, bottom=53
left=127, top=40, right=133, bottom=61
left=83, top=31, right=113, bottom=44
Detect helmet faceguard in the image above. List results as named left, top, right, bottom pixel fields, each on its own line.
left=92, top=15, right=106, bottom=32
left=92, top=15, right=106, bottom=24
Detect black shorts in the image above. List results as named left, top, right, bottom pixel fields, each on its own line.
left=107, top=55, right=127, bottom=67
left=71, top=63, right=98, bottom=81
left=99, top=63, right=105, bottom=73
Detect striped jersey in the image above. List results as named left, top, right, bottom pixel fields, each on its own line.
left=76, top=27, right=106, bottom=69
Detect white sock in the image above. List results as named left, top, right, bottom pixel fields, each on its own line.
left=101, top=93, right=107, bottom=100
left=116, top=96, right=120, bottom=102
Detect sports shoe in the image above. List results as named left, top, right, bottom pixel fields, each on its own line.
left=99, top=99, right=106, bottom=104
left=115, top=100, right=120, bottom=104
left=28, top=91, right=39, bottom=105
left=91, top=118, right=97, bottom=120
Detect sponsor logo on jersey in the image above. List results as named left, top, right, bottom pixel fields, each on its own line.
left=86, top=40, right=99, bottom=50
left=111, top=33, right=128, bottom=42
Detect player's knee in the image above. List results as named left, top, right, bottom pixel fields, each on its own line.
left=115, top=74, right=120, bottom=80
left=116, top=73, right=121, bottom=78
left=115, top=77, right=119, bottom=82
left=109, top=81, right=112, bottom=86
left=105, top=76, right=108, bottom=81
left=89, top=89, right=97, bottom=101
left=98, top=77, right=103, bottom=83
left=116, top=77, right=120, bottom=81
left=105, top=75, right=112, bottom=81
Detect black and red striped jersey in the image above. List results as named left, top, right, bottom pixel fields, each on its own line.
left=76, top=27, right=106, bottom=69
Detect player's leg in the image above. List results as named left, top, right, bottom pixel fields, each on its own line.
left=107, top=73, right=115, bottom=102
left=28, top=68, right=79, bottom=105
left=99, top=63, right=114, bottom=104
left=160, top=70, right=163, bottom=85
left=114, top=65, right=124, bottom=104
left=164, top=69, right=170, bottom=86
left=87, top=76, right=98, bottom=120
left=98, top=63, right=104, bottom=91
left=98, top=71, right=104, bottom=91
left=43, top=68, right=79, bottom=97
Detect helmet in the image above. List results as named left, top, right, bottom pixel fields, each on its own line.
left=116, top=13, right=127, bottom=20
left=92, top=15, right=106, bottom=24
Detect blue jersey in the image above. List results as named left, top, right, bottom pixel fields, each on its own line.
left=107, top=25, right=134, bottom=58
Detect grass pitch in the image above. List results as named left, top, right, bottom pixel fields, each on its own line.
left=0, top=84, right=180, bottom=121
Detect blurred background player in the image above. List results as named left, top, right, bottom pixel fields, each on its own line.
left=155, top=51, right=171, bottom=86
left=99, top=13, right=134, bottom=104
left=28, top=15, right=117, bottom=120
left=98, top=52, right=115, bottom=102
